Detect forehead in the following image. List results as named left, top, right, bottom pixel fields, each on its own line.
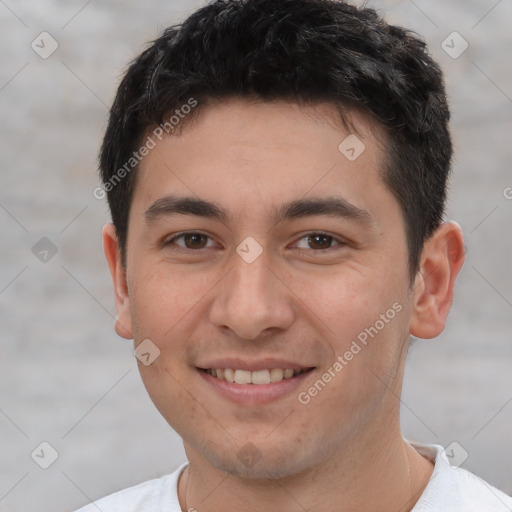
left=132, top=98, right=390, bottom=222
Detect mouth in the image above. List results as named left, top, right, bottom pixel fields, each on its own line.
left=198, top=367, right=314, bottom=385
left=196, top=365, right=316, bottom=404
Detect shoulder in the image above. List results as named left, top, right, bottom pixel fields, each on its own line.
left=73, top=463, right=187, bottom=512
left=411, top=442, right=512, bottom=511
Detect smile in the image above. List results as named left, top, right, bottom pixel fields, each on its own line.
left=197, top=365, right=315, bottom=404
left=202, top=368, right=310, bottom=385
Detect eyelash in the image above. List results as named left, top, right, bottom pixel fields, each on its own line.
left=164, top=231, right=346, bottom=252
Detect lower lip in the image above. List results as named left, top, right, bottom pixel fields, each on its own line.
left=197, top=369, right=315, bottom=405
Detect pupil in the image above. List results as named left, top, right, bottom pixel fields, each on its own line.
left=186, top=234, right=205, bottom=248
left=309, top=234, right=330, bottom=249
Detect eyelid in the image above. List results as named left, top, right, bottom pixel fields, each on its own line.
left=290, top=231, right=346, bottom=251
left=164, top=230, right=218, bottom=249
left=163, top=230, right=348, bottom=251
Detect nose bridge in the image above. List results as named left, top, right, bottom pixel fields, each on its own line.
left=230, top=252, right=272, bottom=307
left=209, top=247, right=294, bottom=339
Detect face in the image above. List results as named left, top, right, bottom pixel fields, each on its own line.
left=108, top=99, right=423, bottom=478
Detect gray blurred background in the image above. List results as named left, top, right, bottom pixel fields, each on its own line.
left=1, top=1, right=511, bottom=511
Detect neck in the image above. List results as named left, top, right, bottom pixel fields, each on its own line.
left=178, top=426, right=433, bottom=512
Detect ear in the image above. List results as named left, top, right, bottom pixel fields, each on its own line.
left=409, top=221, right=465, bottom=339
left=103, top=224, right=133, bottom=339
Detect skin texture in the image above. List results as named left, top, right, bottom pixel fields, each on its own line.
left=103, top=99, right=465, bottom=511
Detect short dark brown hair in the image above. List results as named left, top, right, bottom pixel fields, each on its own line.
left=99, top=0, right=452, bottom=280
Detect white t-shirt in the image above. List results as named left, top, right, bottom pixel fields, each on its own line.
left=74, top=442, right=512, bottom=511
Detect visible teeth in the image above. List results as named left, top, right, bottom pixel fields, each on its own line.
left=251, top=370, right=270, bottom=385
left=206, top=367, right=303, bottom=384
left=234, top=369, right=252, bottom=384
left=283, top=368, right=294, bottom=378
left=269, top=368, right=284, bottom=382
left=224, top=368, right=235, bottom=382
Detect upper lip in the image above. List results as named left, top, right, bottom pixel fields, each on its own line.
left=196, top=358, right=314, bottom=372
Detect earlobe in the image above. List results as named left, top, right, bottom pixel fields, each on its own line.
left=409, top=221, right=465, bottom=339
left=102, top=224, right=133, bottom=340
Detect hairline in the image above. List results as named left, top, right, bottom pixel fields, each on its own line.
left=118, top=95, right=419, bottom=284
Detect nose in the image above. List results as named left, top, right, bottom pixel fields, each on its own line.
left=208, top=250, right=295, bottom=340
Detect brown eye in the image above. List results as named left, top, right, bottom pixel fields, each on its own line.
left=182, top=233, right=208, bottom=249
left=292, top=232, right=344, bottom=252
left=165, top=232, right=214, bottom=250
left=307, top=233, right=335, bottom=250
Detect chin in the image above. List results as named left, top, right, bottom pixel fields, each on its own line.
left=198, top=439, right=319, bottom=481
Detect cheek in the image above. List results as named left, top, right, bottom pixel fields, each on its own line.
left=296, top=267, right=409, bottom=372
left=128, top=263, right=212, bottom=343
left=293, top=266, right=394, bottom=333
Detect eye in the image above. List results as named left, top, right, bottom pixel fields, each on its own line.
left=292, top=232, right=343, bottom=251
left=165, top=232, right=216, bottom=250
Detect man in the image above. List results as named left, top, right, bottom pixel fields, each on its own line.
left=77, top=0, right=512, bottom=510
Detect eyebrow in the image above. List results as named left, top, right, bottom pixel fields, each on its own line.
left=144, top=194, right=372, bottom=227
left=273, top=196, right=372, bottom=227
left=145, top=195, right=230, bottom=224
